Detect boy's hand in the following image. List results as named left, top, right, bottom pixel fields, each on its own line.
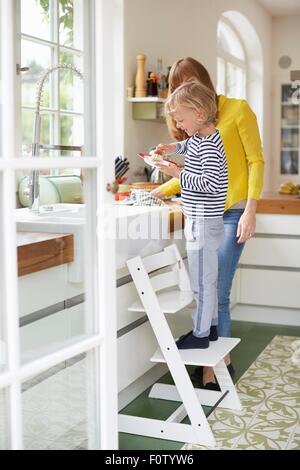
left=154, top=161, right=182, bottom=179
left=155, top=143, right=176, bottom=156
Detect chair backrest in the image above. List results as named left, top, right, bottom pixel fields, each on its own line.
left=129, top=244, right=191, bottom=293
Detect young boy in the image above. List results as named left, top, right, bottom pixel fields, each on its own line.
left=154, top=80, right=228, bottom=349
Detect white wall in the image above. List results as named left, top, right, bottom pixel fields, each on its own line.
left=124, top=0, right=272, bottom=189
left=271, top=15, right=300, bottom=190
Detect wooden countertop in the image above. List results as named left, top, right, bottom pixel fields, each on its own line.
left=257, top=192, right=300, bottom=215
left=17, top=232, right=74, bottom=277
left=114, top=201, right=185, bottom=232
left=164, top=200, right=184, bottom=232
left=167, top=194, right=300, bottom=216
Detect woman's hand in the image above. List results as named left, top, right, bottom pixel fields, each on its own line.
left=155, top=143, right=177, bottom=156
left=150, top=188, right=166, bottom=200
left=154, top=161, right=182, bottom=179
left=236, top=201, right=257, bottom=244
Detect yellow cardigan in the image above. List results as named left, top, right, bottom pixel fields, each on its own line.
left=158, top=95, right=264, bottom=212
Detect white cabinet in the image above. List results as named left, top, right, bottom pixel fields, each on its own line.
left=239, top=269, right=300, bottom=309
left=236, top=213, right=300, bottom=314
left=255, top=213, right=300, bottom=236
left=240, top=237, right=300, bottom=268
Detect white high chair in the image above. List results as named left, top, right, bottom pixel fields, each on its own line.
left=118, top=244, right=242, bottom=447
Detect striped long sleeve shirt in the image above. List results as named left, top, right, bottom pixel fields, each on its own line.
left=176, top=129, right=228, bottom=219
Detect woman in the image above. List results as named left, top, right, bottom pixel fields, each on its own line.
left=152, top=57, right=264, bottom=387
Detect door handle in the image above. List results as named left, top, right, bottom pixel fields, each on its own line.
left=16, top=64, right=30, bottom=75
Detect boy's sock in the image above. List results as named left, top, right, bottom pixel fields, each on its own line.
left=176, top=331, right=209, bottom=349
left=209, top=325, right=218, bottom=341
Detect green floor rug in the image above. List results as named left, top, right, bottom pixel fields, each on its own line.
left=182, top=335, right=300, bottom=450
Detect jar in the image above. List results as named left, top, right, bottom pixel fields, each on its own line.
left=115, top=184, right=131, bottom=201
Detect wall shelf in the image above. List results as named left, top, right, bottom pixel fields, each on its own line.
left=127, top=97, right=166, bottom=103
left=128, top=97, right=166, bottom=121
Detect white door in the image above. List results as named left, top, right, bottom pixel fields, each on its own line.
left=0, top=0, right=119, bottom=450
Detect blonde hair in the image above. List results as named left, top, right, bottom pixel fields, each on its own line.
left=165, top=80, right=218, bottom=125
left=166, top=58, right=218, bottom=140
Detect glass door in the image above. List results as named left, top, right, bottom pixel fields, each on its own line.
left=0, top=0, right=118, bottom=450
left=280, top=84, right=300, bottom=175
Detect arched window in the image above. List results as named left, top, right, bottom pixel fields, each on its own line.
left=217, top=18, right=247, bottom=99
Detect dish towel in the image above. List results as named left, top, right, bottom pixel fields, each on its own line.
left=124, top=189, right=166, bottom=207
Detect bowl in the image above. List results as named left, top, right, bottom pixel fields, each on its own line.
left=130, top=182, right=161, bottom=192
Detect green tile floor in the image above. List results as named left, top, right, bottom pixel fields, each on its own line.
left=119, top=320, right=300, bottom=450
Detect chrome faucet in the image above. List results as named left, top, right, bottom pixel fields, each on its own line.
left=26, top=64, right=84, bottom=213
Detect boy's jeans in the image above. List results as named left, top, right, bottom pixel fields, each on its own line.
left=185, top=217, right=225, bottom=338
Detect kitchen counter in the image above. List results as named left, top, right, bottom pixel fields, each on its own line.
left=257, top=191, right=300, bottom=215
left=17, top=232, right=74, bottom=276
left=165, top=192, right=300, bottom=216
left=115, top=200, right=184, bottom=232
left=164, top=200, right=184, bottom=232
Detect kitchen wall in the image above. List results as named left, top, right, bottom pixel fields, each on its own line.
left=123, top=0, right=273, bottom=190
left=271, top=15, right=300, bottom=190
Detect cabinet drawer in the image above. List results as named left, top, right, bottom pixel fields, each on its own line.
left=117, top=322, right=157, bottom=391
left=20, top=304, right=85, bottom=362
left=240, top=268, right=300, bottom=308
left=256, top=214, right=300, bottom=236
left=240, top=238, right=300, bottom=268
left=18, top=265, right=83, bottom=317
left=117, top=281, right=145, bottom=330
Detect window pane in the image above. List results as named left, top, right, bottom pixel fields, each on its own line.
left=22, top=352, right=100, bottom=449
left=59, top=0, right=84, bottom=50
left=226, top=62, right=246, bottom=100
left=281, top=84, right=294, bottom=103
left=0, top=175, right=7, bottom=375
left=217, top=57, right=226, bottom=96
left=59, top=51, right=84, bottom=113
left=0, top=27, right=2, bottom=158
left=281, top=128, right=299, bottom=149
left=60, top=115, right=84, bottom=150
left=0, top=388, right=10, bottom=450
left=281, top=105, right=299, bottom=126
left=218, top=20, right=245, bottom=61
left=21, top=0, right=51, bottom=42
left=235, top=66, right=246, bottom=100
left=281, top=150, right=299, bottom=175
left=21, top=41, right=52, bottom=108
left=22, top=111, right=50, bottom=156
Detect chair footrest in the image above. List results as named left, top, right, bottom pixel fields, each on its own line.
left=151, top=337, right=240, bottom=367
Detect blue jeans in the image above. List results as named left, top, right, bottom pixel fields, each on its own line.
left=218, top=209, right=245, bottom=337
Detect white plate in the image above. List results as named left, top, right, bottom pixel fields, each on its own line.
left=143, top=156, right=170, bottom=168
